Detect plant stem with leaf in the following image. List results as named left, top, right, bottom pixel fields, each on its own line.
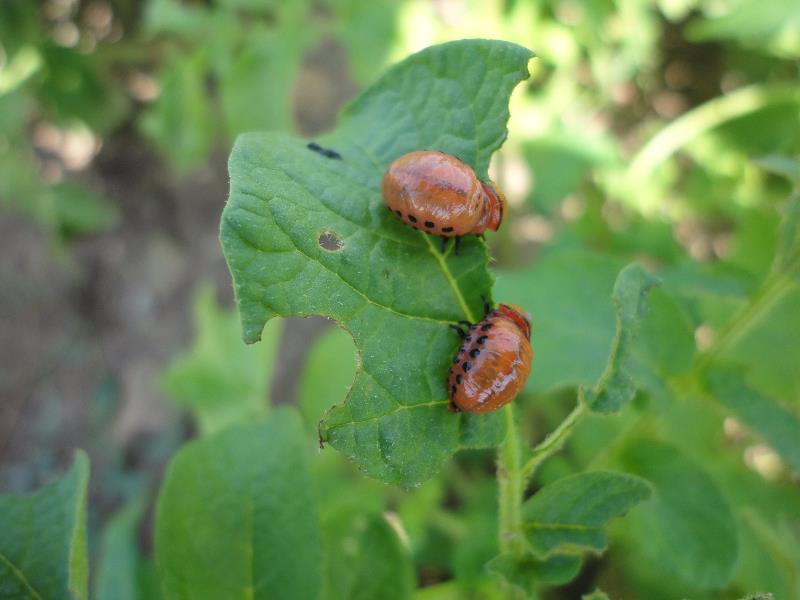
left=497, top=397, right=588, bottom=557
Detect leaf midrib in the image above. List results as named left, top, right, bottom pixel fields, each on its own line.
left=0, top=551, right=44, bottom=600
left=346, top=137, right=479, bottom=324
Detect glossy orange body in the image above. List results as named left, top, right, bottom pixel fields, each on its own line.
left=382, top=151, right=506, bottom=237
left=447, top=304, right=532, bottom=413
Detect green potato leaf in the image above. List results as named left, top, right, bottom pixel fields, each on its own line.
left=159, top=287, right=281, bottom=435
left=155, top=409, right=323, bottom=600
left=521, top=470, right=651, bottom=557
left=774, top=193, right=800, bottom=280
left=582, top=591, right=611, bottom=600
left=141, top=49, right=215, bottom=172
left=0, top=450, right=89, bottom=600
left=487, top=553, right=582, bottom=593
left=322, top=508, right=414, bottom=600
left=707, top=367, right=800, bottom=474
left=493, top=249, right=625, bottom=393
left=95, top=499, right=148, bottom=600
left=619, top=439, right=739, bottom=588
left=220, top=39, right=534, bottom=485
left=582, top=264, right=659, bottom=413
left=722, top=284, right=800, bottom=400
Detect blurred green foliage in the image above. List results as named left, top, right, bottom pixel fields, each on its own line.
left=1, top=0, right=800, bottom=599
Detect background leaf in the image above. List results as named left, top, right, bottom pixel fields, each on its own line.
left=0, top=450, right=89, bottom=600
left=155, top=409, right=323, bottom=600
left=721, top=285, right=800, bottom=400
left=298, top=326, right=357, bottom=431
left=582, top=264, right=659, bottom=413
left=487, top=553, right=582, bottom=593
left=220, top=39, right=534, bottom=485
left=521, top=470, right=651, bottom=557
left=321, top=508, right=414, bottom=600
left=494, top=249, right=625, bottom=393
left=707, top=368, right=800, bottom=474
left=141, top=50, right=215, bottom=172
left=94, top=499, right=148, bottom=600
left=618, top=439, right=740, bottom=588
left=159, top=287, right=282, bottom=435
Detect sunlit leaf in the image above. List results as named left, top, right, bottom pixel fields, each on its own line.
left=221, top=39, right=534, bottom=485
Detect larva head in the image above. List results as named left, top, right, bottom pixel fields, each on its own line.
left=497, top=304, right=531, bottom=340
left=481, top=180, right=507, bottom=232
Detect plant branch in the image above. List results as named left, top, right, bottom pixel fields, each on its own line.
left=522, top=397, right=588, bottom=480
left=695, top=273, right=796, bottom=374
left=497, top=405, right=526, bottom=557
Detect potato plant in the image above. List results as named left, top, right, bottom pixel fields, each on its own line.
left=1, top=38, right=799, bottom=600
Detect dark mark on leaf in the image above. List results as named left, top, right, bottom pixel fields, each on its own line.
left=307, top=142, right=342, bottom=160
left=318, top=230, right=344, bottom=251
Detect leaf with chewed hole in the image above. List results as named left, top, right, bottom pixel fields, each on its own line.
left=220, top=39, right=534, bottom=486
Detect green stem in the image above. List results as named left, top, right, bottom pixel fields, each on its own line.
left=496, top=398, right=589, bottom=560
left=522, top=398, right=587, bottom=480
left=497, top=405, right=526, bottom=557
left=627, top=83, right=800, bottom=183
left=695, top=273, right=796, bottom=373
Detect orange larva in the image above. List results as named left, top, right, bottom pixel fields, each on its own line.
left=447, top=304, right=532, bottom=414
left=381, top=151, right=507, bottom=243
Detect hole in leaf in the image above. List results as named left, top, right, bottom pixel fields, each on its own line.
left=318, top=230, right=344, bottom=251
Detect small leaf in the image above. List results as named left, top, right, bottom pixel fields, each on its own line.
left=521, top=470, right=651, bottom=557
left=322, top=508, right=414, bottom=600
left=221, top=39, right=534, bottom=485
left=707, top=367, right=800, bottom=474
left=219, top=29, right=307, bottom=138
left=95, top=499, right=147, bottom=600
left=582, top=590, right=611, bottom=600
left=155, top=409, right=323, bottom=600
left=159, top=287, right=281, bottom=435
left=141, top=50, right=215, bottom=172
left=487, top=553, right=582, bottom=592
left=0, top=450, right=89, bottom=600
left=619, top=439, right=739, bottom=588
left=583, top=263, right=659, bottom=413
